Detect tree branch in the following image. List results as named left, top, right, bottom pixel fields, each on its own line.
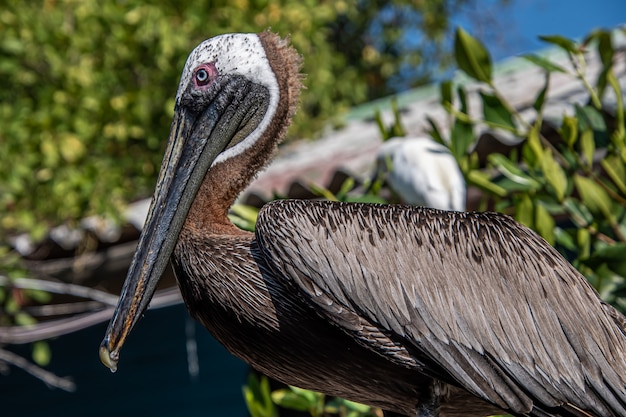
left=0, top=347, right=76, bottom=392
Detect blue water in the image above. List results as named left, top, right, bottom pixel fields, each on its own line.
left=2, top=304, right=249, bottom=417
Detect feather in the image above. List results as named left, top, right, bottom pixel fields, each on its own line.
left=255, top=199, right=626, bottom=416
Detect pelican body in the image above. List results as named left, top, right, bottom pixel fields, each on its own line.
left=100, top=32, right=626, bottom=417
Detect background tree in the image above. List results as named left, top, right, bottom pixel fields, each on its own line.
left=0, top=0, right=507, bottom=241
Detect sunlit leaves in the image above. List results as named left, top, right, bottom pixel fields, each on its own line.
left=466, top=170, right=507, bottom=197
left=534, top=202, right=555, bottom=245
left=1, top=1, right=490, bottom=246
left=450, top=86, right=474, bottom=159
left=580, top=128, right=595, bottom=169
left=244, top=373, right=378, bottom=417
left=559, top=115, right=579, bottom=147
left=489, top=154, right=541, bottom=192
left=540, top=149, right=567, bottom=202
left=532, top=73, right=550, bottom=113
left=574, top=175, right=614, bottom=221
left=454, top=27, right=492, bottom=84
left=228, top=204, right=260, bottom=232
left=32, top=341, right=51, bottom=366
left=271, top=385, right=376, bottom=417
left=438, top=27, right=626, bottom=310
left=602, top=155, right=626, bottom=194
left=480, top=92, right=516, bottom=131
left=243, top=374, right=278, bottom=417
left=440, top=79, right=453, bottom=110
left=539, top=35, right=580, bottom=54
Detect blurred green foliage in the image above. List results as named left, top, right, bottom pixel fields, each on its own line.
left=244, top=374, right=381, bottom=417
left=434, top=27, right=626, bottom=312
left=0, top=0, right=484, bottom=242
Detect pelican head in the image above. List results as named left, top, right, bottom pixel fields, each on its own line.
left=99, top=32, right=301, bottom=371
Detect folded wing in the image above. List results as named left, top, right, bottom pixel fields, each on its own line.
left=255, top=199, right=626, bottom=416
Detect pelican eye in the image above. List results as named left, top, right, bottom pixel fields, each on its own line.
left=195, top=68, right=209, bottom=85
left=193, top=63, right=217, bottom=88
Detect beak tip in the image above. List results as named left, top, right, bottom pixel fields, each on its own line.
left=99, top=340, right=119, bottom=373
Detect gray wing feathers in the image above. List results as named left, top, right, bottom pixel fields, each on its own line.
left=255, top=199, right=626, bottom=416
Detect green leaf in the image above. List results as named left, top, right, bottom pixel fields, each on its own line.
left=580, top=128, right=595, bottom=169
left=588, top=30, right=614, bottom=99
left=535, top=202, right=555, bottom=245
left=575, top=105, right=609, bottom=148
left=533, top=73, right=550, bottom=112
left=243, top=374, right=277, bottom=417
left=457, top=85, right=469, bottom=113
left=440, top=80, right=453, bottom=108
left=450, top=117, right=474, bottom=160
left=582, top=243, right=626, bottom=285
left=539, top=35, right=579, bottom=54
left=577, top=227, right=591, bottom=259
left=288, top=386, right=323, bottom=404
left=559, top=115, right=579, bottom=148
left=339, top=399, right=371, bottom=412
left=454, top=27, right=492, bottom=83
left=607, top=71, right=625, bottom=146
left=345, top=194, right=388, bottom=204
left=15, top=311, right=37, bottom=326
left=309, top=183, right=339, bottom=201
left=480, top=92, right=516, bottom=131
left=541, top=149, right=568, bottom=201
left=563, top=198, right=594, bottom=227
left=525, top=123, right=545, bottom=167
left=271, top=389, right=314, bottom=412
left=390, top=99, right=406, bottom=138
left=229, top=204, right=260, bottom=232
left=554, top=227, right=577, bottom=252
left=24, top=288, right=52, bottom=304
left=575, top=104, right=606, bottom=131
left=515, top=194, right=534, bottom=228
left=574, top=175, right=614, bottom=220
left=426, top=116, right=446, bottom=145
left=324, top=397, right=372, bottom=415
left=489, top=154, right=541, bottom=190
left=374, top=109, right=388, bottom=141
left=32, top=341, right=51, bottom=366
left=521, top=54, right=567, bottom=73
left=591, top=30, right=614, bottom=68
left=467, top=170, right=507, bottom=197
left=374, top=100, right=406, bottom=142
left=601, top=154, right=626, bottom=194
left=591, top=243, right=626, bottom=261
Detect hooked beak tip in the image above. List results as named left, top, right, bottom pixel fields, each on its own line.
left=99, top=340, right=119, bottom=373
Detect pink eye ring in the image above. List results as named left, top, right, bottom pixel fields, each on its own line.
left=193, top=63, right=217, bottom=87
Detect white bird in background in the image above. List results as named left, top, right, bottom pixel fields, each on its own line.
left=376, top=136, right=466, bottom=211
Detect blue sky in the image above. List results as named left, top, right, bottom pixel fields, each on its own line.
left=464, top=0, right=625, bottom=60
left=389, top=0, right=623, bottom=91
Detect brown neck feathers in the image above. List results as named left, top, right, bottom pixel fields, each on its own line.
left=184, top=32, right=303, bottom=236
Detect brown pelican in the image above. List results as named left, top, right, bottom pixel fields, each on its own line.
left=100, top=31, right=626, bottom=417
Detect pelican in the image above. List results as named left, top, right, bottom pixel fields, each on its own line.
left=376, top=136, right=466, bottom=211
left=100, top=32, right=626, bottom=417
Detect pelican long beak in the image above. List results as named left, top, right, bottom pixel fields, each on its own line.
left=99, top=101, right=228, bottom=372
